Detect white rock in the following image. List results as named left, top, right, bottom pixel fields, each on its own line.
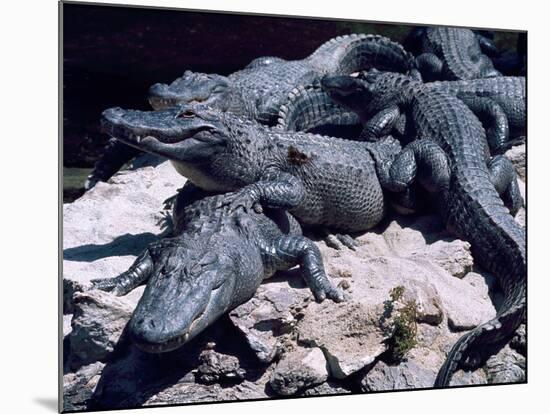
left=269, top=347, right=329, bottom=395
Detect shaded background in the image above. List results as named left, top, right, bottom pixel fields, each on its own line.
left=62, top=2, right=521, bottom=202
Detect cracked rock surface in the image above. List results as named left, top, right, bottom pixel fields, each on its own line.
left=62, top=156, right=526, bottom=411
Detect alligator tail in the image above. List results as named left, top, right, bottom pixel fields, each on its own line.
left=308, top=33, right=416, bottom=75
left=435, top=297, right=525, bottom=386
left=435, top=178, right=526, bottom=386
left=277, top=83, right=359, bottom=132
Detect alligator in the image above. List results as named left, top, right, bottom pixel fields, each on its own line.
left=318, top=70, right=526, bottom=386
left=85, top=34, right=416, bottom=190
left=279, top=75, right=525, bottom=154
left=91, top=184, right=344, bottom=352
left=304, top=72, right=527, bottom=154
left=147, top=34, right=416, bottom=118
left=406, top=27, right=501, bottom=81
left=100, top=104, right=408, bottom=248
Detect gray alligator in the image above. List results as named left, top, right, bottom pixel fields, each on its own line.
left=278, top=75, right=525, bottom=154
left=319, top=71, right=525, bottom=386
left=408, top=27, right=501, bottom=81
left=86, top=34, right=415, bottom=190
left=147, top=34, right=416, bottom=119
left=91, top=184, right=344, bottom=353
left=100, top=105, right=407, bottom=247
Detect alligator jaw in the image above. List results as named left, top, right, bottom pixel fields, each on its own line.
left=133, top=332, right=190, bottom=354
left=130, top=281, right=228, bottom=354
left=148, top=83, right=181, bottom=110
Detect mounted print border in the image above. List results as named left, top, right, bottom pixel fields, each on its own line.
left=60, top=1, right=527, bottom=412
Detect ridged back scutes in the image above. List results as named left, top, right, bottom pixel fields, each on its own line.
left=409, top=86, right=526, bottom=386
left=277, top=82, right=358, bottom=131
left=307, top=33, right=415, bottom=75
left=426, top=27, right=495, bottom=80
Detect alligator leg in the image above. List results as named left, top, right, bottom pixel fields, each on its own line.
left=458, top=95, right=510, bottom=154
left=222, top=171, right=305, bottom=213
left=487, top=155, right=524, bottom=215
left=387, top=139, right=451, bottom=193
left=366, top=136, right=426, bottom=214
left=415, top=53, right=444, bottom=81
left=360, top=104, right=401, bottom=140
left=91, top=249, right=154, bottom=296
left=85, top=139, right=141, bottom=190
left=271, top=235, right=345, bottom=302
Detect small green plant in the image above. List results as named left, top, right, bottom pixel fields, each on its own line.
left=385, top=285, right=418, bottom=362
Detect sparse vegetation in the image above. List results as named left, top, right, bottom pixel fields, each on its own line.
left=384, top=285, right=418, bottom=362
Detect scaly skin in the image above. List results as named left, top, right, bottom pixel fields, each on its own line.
left=413, top=27, right=500, bottom=81
left=279, top=75, right=525, bottom=153
left=100, top=105, right=403, bottom=236
left=320, top=71, right=525, bottom=387
left=426, top=77, right=525, bottom=140
left=148, top=34, right=416, bottom=122
left=87, top=34, right=415, bottom=190
left=91, top=184, right=344, bottom=353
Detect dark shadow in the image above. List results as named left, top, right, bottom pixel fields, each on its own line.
left=33, top=398, right=58, bottom=412
left=476, top=266, right=505, bottom=312
left=88, top=316, right=267, bottom=410
left=63, top=232, right=159, bottom=262
left=263, top=268, right=308, bottom=290
left=128, top=153, right=166, bottom=170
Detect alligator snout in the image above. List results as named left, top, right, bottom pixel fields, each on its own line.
left=129, top=315, right=166, bottom=345
left=148, top=83, right=169, bottom=97
left=101, top=107, right=125, bottom=123
left=321, top=75, right=359, bottom=95
left=148, top=83, right=181, bottom=110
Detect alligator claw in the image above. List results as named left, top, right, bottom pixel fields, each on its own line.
left=90, top=277, right=130, bottom=296
left=90, top=278, right=117, bottom=293
left=311, top=283, right=346, bottom=303
left=324, top=232, right=359, bottom=250
left=221, top=188, right=259, bottom=214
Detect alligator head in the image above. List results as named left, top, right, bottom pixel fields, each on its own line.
left=128, top=236, right=243, bottom=353
left=321, top=74, right=373, bottom=119
left=148, top=70, right=231, bottom=111
left=321, top=70, right=412, bottom=119
left=102, top=105, right=227, bottom=157
left=101, top=105, right=259, bottom=191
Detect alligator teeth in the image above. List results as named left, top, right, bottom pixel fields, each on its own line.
left=183, top=332, right=189, bottom=342
left=135, top=135, right=141, bottom=143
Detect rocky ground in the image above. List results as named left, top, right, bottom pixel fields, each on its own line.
left=62, top=146, right=526, bottom=412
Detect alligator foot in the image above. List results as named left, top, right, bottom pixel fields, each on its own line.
left=91, top=250, right=154, bottom=296
left=218, top=185, right=263, bottom=214
left=460, top=96, right=510, bottom=154
left=323, top=231, right=359, bottom=251
left=488, top=155, right=524, bottom=215
left=271, top=235, right=345, bottom=303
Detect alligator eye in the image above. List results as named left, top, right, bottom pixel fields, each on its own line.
left=177, top=109, right=196, bottom=118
